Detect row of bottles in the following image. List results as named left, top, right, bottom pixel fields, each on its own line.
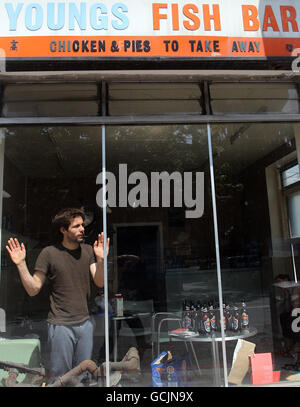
left=181, top=299, right=249, bottom=335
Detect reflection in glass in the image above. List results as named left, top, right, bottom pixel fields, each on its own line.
left=211, top=122, right=300, bottom=385
left=0, top=126, right=102, bottom=383
left=2, top=121, right=299, bottom=387
left=0, top=124, right=223, bottom=387
left=105, top=125, right=221, bottom=387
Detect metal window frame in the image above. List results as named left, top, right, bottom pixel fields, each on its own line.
left=0, top=113, right=300, bottom=126
left=0, top=69, right=299, bottom=125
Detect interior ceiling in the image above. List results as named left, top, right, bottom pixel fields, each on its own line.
left=3, top=123, right=296, bottom=179
left=212, top=122, right=296, bottom=173
left=5, top=127, right=101, bottom=178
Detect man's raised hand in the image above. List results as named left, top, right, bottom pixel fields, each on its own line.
left=6, top=238, right=26, bottom=265
left=93, top=232, right=110, bottom=261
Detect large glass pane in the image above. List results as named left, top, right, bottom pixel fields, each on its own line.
left=0, top=123, right=224, bottom=388
left=104, top=125, right=222, bottom=387
left=0, top=126, right=103, bottom=385
left=4, top=121, right=300, bottom=388
left=211, top=122, right=300, bottom=386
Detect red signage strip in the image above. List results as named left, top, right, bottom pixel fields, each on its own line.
left=1, top=36, right=300, bottom=59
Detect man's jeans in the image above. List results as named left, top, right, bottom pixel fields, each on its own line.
left=47, top=319, right=94, bottom=380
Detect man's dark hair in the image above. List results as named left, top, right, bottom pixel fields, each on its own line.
left=52, top=208, right=85, bottom=242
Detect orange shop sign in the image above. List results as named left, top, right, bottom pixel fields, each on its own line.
left=0, top=0, right=300, bottom=59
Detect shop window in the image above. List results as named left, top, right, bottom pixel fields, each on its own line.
left=210, top=82, right=299, bottom=114
left=108, top=83, right=203, bottom=115
left=280, top=161, right=300, bottom=238
left=2, top=121, right=300, bottom=387
left=2, top=83, right=99, bottom=117
left=0, top=123, right=219, bottom=387
left=281, top=161, right=300, bottom=188
left=211, top=123, right=300, bottom=385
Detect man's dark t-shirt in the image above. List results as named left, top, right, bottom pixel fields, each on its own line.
left=34, top=243, right=96, bottom=325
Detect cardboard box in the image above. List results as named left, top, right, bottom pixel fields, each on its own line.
left=250, top=353, right=274, bottom=385
left=273, top=371, right=281, bottom=382
left=228, top=339, right=256, bottom=385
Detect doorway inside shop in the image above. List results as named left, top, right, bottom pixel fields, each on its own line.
left=115, top=223, right=165, bottom=309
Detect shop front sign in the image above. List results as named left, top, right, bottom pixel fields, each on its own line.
left=0, top=0, right=299, bottom=60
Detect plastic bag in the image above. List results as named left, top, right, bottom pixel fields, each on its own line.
left=151, top=351, right=189, bottom=387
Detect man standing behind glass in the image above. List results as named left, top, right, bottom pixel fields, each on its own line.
left=6, top=208, right=109, bottom=382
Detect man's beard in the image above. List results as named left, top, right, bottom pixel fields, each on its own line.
left=67, top=233, right=84, bottom=244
